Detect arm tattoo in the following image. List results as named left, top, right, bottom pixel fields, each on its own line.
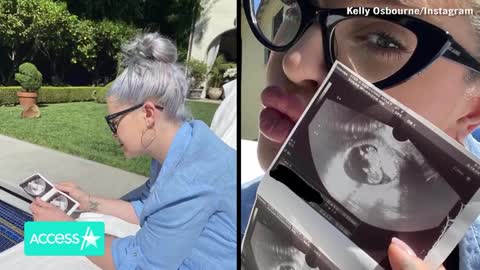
left=88, top=195, right=100, bottom=212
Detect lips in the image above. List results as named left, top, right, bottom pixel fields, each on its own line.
left=260, top=86, right=308, bottom=143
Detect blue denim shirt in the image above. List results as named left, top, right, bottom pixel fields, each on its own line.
left=241, top=134, right=480, bottom=270
left=460, top=134, right=480, bottom=270
left=112, top=120, right=237, bottom=270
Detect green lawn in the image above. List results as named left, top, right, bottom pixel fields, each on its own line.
left=0, top=101, right=219, bottom=176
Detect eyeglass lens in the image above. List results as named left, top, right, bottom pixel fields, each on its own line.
left=253, top=0, right=302, bottom=47
left=251, top=0, right=418, bottom=83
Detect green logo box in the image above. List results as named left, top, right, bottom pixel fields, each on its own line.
left=24, top=221, right=104, bottom=256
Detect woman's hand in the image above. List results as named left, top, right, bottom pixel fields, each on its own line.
left=55, top=181, right=91, bottom=211
left=388, top=237, right=446, bottom=270
left=30, top=197, right=73, bottom=221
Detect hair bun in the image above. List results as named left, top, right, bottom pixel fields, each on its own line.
left=122, top=32, right=177, bottom=65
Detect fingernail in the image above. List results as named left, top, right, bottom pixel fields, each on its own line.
left=391, top=237, right=416, bottom=257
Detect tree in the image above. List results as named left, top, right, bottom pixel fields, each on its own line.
left=142, top=0, right=203, bottom=49
left=0, top=0, right=76, bottom=83
left=62, top=0, right=203, bottom=49
left=0, top=0, right=35, bottom=83
left=0, top=0, right=200, bottom=85
left=28, top=0, right=78, bottom=83
left=91, top=20, right=137, bottom=83
left=64, top=0, right=144, bottom=23
left=70, top=19, right=97, bottom=73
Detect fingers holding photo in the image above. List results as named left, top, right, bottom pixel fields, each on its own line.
left=30, top=201, right=73, bottom=222
left=20, top=174, right=81, bottom=216
left=388, top=238, right=446, bottom=270
left=34, top=197, right=54, bottom=208
left=55, top=182, right=89, bottom=209
left=29, top=200, right=39, bottom=215
left=55, top=181, right=79, bottom=190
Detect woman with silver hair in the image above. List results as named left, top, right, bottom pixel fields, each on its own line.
left=30, top=32, right=237, bottom=269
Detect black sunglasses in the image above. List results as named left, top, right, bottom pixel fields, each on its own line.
left=244, top=1, right=480, bottom=89
left=105, top=103, right=163, bottom=134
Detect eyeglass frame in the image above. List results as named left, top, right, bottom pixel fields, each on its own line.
left=243, top=1, right=480, bottom=89
left=105, top=103, right=164, bottom=134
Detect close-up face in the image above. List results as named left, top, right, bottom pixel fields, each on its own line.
left=106, top=97, right=149, bottom=159
left=251, top=0, right=480, bottom=169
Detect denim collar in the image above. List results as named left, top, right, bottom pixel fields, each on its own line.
left=160, top=121, right=193, bottom=173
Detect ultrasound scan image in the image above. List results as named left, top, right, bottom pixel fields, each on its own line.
left=48, top=193, right=69, bottom=211
left=20, top=174, right=53, bottom=198
left=307, top=100, right=459, bottom=232
left=250, top=223, right=316, bottom=270
left=242, top=199, right=338, bottom=270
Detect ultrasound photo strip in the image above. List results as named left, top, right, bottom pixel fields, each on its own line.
left=241, top=196, right=340, bottom=270
left=247, top=61, right=480, bottom=270
left=19, top=173, right=80, bottom=216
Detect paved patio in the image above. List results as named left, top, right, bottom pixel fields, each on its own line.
left=0, top=134, right=147, bottom=200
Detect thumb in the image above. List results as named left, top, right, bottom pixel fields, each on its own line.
left=35, top=197, right=54, bottom=208
left=388, top=238, right=426, bottom=270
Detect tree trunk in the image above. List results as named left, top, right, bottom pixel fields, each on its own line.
left=7, top=48, right=17, bottom=84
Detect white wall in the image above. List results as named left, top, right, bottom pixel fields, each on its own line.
left=241, top=6, right=266, bottom=140
left=241, top=0, right=284, bottom=140
left=191, top=0, right=236, bottom=62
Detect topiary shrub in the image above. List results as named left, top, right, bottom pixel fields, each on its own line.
left=14, top=63, right=43, bottom=92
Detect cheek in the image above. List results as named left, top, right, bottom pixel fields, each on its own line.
left=120, top=133, right=144, bottom=157
left=117, top=121, right=141, bottom=146
left=385, top=63, right=466, bottom=131
left=266, top=51, right=287, bottom=85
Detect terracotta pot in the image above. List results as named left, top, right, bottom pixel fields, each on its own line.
left=17, top=91, right=38, bottom=110
left=207, top=87, right=223, bottom=100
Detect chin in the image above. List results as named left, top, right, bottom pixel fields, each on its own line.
left=123, top=150, right=135, bottom=159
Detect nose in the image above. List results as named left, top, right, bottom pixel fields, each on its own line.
left=281, top=24, right=329, bottom=90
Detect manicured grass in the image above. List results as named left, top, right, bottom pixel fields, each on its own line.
left=0, top=101, right=219, bottom=176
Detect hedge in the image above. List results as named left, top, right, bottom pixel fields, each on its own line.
left=94, top=82, right=113, bottom=104
left=0, top=86, right=101, bottom=106
left=0, top=87, right=19, bottom=105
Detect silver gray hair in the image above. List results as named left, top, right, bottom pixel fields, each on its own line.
left=107, top=32, right=190, bottom=121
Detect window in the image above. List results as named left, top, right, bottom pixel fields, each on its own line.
left=265, top=7, right=284, bottom=64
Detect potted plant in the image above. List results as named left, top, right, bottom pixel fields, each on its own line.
left=15, top=62, right=43, bottom=109
left=186, top=59, right=207, bottom=99
left=207, top=55, right=229, bottom=100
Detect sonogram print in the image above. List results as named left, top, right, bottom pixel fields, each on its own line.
left=307, top=100, right=459, bottom=232
left=250, top=223, right=317, bottom=270
left=242, top=198, right=338, bottom=270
